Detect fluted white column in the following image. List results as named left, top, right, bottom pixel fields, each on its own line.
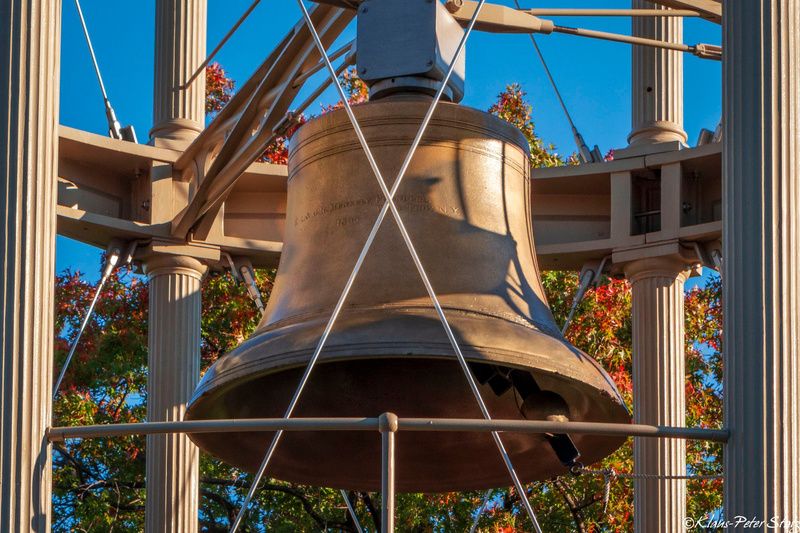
left=628, top=0, right=686, bottom=146
left=626, top=258, right=687, bottom=533
left=150, top=0, right=207, bottom=146
left=144, top=256, right=205, bottom=533
left=723, top=1, right=800, bottom=527
left=0, top=0, right=61, bottom=531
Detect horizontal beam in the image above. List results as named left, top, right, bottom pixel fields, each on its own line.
left=47, top=417, right=729, bottom=443
left=398, top=418, right=729, bottom=442
left=527, top=8, right=701, bottom=17
left=551, top=24, right=721, bottom=60
left=446, top=3, right=720, bottom=59
left=310, top=0, right=721, bottom=25
left=57, top=124, right=722, bottom=271
left=648, top=0, right=720, bottom=22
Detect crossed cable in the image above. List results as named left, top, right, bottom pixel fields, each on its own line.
left=229, top=1, right=542, bottom=530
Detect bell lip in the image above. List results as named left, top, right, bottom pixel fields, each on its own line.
left=189, top=308, right=627, bottom=412
left=185, top=310, right=630, bottom=491
left=190, top=344, right=626, bottom=411
left=185, top=353, right=630, bottom=491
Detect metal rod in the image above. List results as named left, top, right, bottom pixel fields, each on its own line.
left=73, top=0, right=127, bottom=139
left=289, top=1, right=544, bottom=528
left=45, top=417, right=731, bottom=443
left=512, top=0, right=597, bottom=162
left=380, top=413, right=397, bottom=532
left=469, top=489, right=493, bottom=533
left=340, top=490, right=364, bottom=533
left=293, top=57, right=350, bottom=113
left=291, top=39, right=355, bottom=88
left=397, top=419, right=729, bottom=442
left=52, top=276, right=107, bottom=399
left=562, top=268, right=594, bottom=335
left=47, top=418, right=378, bottom=441
left=73, top=0, right=108, bottom=99
left=185, top=0, right=263, bottom=86
left=551, top=24, right=721, bottom=60
left=527, top=8, right=701, bottom=17
left=228, top=1, right=490, bottom=530
left=520, top=15, right=573, bottom=130
left=554, top=24, right=689, bottom=51
left=53, top=247, right=122, bottom=399
left=194, top=59, right=348, bottom=223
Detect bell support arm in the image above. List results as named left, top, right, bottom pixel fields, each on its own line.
left=170, top=5, right=353, bottom=240
left=180, top=52, right=354, bottom=242
left=447, top=2, right=721, bottom=59
left=312, top=0, right=721, bottom=24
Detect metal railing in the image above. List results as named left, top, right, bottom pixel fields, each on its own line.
left=47, top=415, right=728, bottom=532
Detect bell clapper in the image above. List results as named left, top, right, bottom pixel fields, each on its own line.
left=510, top=370, right=583, bottom=471
left=542, top=414, right=583, bottom=473
left=471, top=363, right=584, bottom=471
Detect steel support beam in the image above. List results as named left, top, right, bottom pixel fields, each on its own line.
left=527, top=8, right=702, bottom=17
left=170, top=6, right=352, bottom=239
left=723, top=0, right=800, bottom=527
left=0, top=1, right=61, bottom=531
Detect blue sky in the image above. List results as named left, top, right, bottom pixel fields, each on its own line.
left=58, top=0, right=721, bottom=281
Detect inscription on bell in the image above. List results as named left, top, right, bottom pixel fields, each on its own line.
left=295, top=191, right=461, bottom=228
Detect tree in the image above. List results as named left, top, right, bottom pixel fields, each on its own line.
left=51, top=70, right=723, bottom=531
left=206, top=62, right=236, bottom=115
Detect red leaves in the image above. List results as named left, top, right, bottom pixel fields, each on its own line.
left=199, top=269, right=275, bottom=369
left=320, top=68, right=369, bottom=113
left=489, top=84, right=565, bottom=168
left=205, top=62, right=235, bottom=114
left=207, top=64, right=368, bottom=166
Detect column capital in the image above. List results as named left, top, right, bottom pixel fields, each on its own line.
left=623, top=255, right=691, bottom=284
left=143, top=254, right=207, bottom=280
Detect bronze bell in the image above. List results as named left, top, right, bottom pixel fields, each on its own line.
left=185, top=97, right=630, bottom=492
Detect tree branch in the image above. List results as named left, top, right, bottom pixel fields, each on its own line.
left=201, top=477, right=355, bottom=531
left=550, top=478, right=600, bottom=533
left=359, top=491, right=381, bottom=531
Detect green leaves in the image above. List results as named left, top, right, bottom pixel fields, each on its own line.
left=489, top=84, right=568, bottom=169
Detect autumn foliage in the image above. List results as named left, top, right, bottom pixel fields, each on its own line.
left=51, top=69, right=723, bottom=531
left=205, top=62, right=235, bottom=115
